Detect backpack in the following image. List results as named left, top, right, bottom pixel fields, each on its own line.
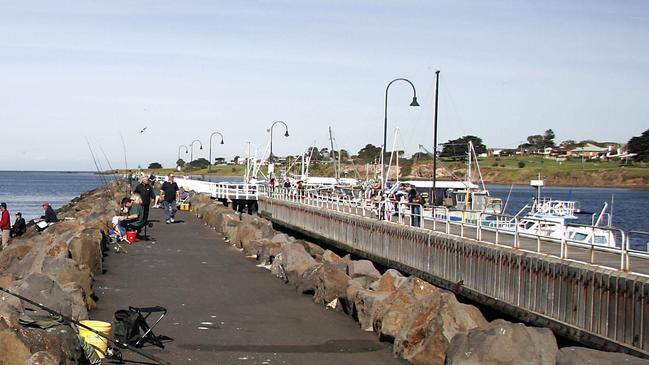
left=113, top=310, right=142, bottom=345
left=413, top=193, right=426, bottom=205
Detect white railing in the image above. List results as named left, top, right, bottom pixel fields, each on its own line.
left=175, top=178, right=258, bottom=200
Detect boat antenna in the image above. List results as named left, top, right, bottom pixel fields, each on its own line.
left=502, top=183, right=514, bottom=213
left=610, top=194, right=614, bottom=227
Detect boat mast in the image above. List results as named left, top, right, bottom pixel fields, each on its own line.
left=329, top=126, right=338, bottom=180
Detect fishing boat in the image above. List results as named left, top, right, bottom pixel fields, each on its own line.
left=491, top=180, right=617, bottom=247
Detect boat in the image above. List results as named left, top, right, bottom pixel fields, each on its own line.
left=490, top=180, right=617, bottom=247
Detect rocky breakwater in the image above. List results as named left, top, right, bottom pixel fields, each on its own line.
left=0, top=180, right=126, bottom=365
left=189, top=192, right=649, bottom=365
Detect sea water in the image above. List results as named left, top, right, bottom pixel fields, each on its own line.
left=0, top=171, right=108, bottom=221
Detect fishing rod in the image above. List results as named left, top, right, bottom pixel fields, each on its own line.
left=0, top=287, right=168, bottom=365
left=85, top=137, right=109, bottom=188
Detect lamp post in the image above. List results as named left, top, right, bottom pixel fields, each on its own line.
left=190, top=139, right=203, bottom=162
left=268, top=121, right=289, bottom=163
left=432, top=70, right=440, bottom=205
left=177, top=145, right=188, bottom=161
left=177, top=145, right=188, bottom=170
left=381, top=78, right=419, bottom=189
left=209, top=132, right=225, bottom=167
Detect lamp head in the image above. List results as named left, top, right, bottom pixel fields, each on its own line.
left=220, top=140, right=224, bottom=144
left=410, top=96, right=420, bottom=107
left=284, top=131, right=290, bottom=137
left=200, top=145, right=203, bottom=150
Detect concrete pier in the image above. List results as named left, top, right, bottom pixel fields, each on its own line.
left=92, top=207, right=406, bottom=364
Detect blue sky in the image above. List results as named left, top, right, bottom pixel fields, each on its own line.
left=1, top=0, right=647, bottom=170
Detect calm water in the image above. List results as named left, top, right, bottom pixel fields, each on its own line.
left=0, top=171, right=108, bottom=221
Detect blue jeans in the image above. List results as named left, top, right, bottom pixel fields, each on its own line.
left=163, top=200, right=177, bottom=221
left=411, top=205, right=421, bottom=227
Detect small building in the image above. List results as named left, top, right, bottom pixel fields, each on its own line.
left=568, top=143, right=609, bottom=159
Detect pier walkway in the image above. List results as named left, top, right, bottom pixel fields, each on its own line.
left=92, top=208, right=405, bottom=365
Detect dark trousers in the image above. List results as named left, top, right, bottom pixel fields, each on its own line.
left=142, top=204, right=150, bottom=222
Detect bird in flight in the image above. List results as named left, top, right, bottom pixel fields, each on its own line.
left=140, top=127, right=147, bottom=134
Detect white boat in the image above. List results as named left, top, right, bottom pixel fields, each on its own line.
left=493, top=180, right=617, bottom=248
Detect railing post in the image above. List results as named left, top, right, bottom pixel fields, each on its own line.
left=514, top=217, right=520, bottom=249
left=622, top=232, right=628, bottom=271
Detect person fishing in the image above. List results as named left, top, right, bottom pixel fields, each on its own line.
left=118, top=197, right=144, bottom=236
left=41, top=202, right=59, bottom=223
left=10, top=212, right=26, bottom=238
left=0, top=202, right=10, bottom=249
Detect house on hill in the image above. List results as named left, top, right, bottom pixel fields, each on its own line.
left=567, top=143, right=609, bottom=159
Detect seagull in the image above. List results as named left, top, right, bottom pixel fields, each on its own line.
left=140, top=127, right=147, bottom=134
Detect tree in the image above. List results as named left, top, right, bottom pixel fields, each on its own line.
left=357, top=144, right=382, bottom=163
left=176, top=159, right=185, bottom=168
left=560, top=139, right=576, bottom=147
left=339, top=149, right=350, bottom=160
left=148, top=162, right=162, bottom=169
left=232, top=155, right=240, bottom=164
left=439, top=135, right=487, bottom=160
left=187, top=158, right=210, bottom=169
left=214, top=157, right=226, bottom=165
left=627, top=129, right=649, bottom=162
left=525, top=129, right=555, bottom=151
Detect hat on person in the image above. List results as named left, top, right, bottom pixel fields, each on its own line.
left=148, top=174, right=156, bottom=182
left=0, top=202, right=6, bottom=209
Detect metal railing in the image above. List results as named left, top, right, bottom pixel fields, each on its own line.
left=175, top=178, right=258, bottom=200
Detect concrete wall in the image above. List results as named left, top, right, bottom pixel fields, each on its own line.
left=260, top=196, right=649, bottom=357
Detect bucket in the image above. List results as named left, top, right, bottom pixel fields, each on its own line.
left=79, top=320, right=112, bottom=358
left=126, top=231, right=138, bottom=244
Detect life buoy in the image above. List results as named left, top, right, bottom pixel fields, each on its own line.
left=554, top=202, right=567, bottom=216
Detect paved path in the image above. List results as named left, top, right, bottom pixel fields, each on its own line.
left=93, top=208, right=405, bottom=365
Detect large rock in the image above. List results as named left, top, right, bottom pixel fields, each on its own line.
left=281, top=243, right=318, bottom=285
left=242, top=239, right=268, bottom=257
left=0, top=328, right=31, bottom=365
left=9, top=273, right=75, bottom=319
left=295, top=263, right=323, bottom=294
left=294, top=240, right=325, bottom=261
left=68, top=229, right=103, bottom=275
left=353, top=269, right=406, bottom=331
left=26, top=351, right=58, bottom=365
left=446, top=319, right=558, bottom=365
left=257, top=242, right=282, bottom=265
left=347, top=260, right=381, bottom=280
left=394, top=291, right=487, bottom=365
left=556, top=347, right=649, bottom=365
left=230, top=223, right=263, bottom=249
left=0, top=243, right=33, bottom=272
left=313, top=263, right=351, bottom=308
left=271, top=233, right=291, bottom=244
left=373, top=277, right=441, bottom=341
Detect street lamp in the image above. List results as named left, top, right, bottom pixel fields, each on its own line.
left=190, top=139, right=203, bottom=162
left=177, top=144, right=188, bottom=162
left=431, top=71, right=441, bottom=205
left=209, top=132, right=225, bottom=167
left=381, top=78, right=419, bottom=188
left=268, top=121, right=289, bottom=163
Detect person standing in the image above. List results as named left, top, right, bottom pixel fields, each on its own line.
left=0, top=203, right=10, bottom=249
left=133, top=175, right=155, bottom=223
left=10, top=212, right=26, bottom=238
left=407, top=186, right=422, bottom=227
left=161, top=173, right=179, bottom=224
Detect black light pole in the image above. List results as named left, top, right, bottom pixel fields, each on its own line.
left=269, top=121, right=289, bottom=163
left=190, top=139, right=203, bottom=162
left=209, top=132, right=225, bottom=167
left=177, top=145, right=188, bottom=162
left=382, top=78, right=419, bottom=189
left=432, top=70, right=440, bottom=205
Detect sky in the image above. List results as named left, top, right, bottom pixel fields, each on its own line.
left=0, top=0, right=647, bottom=171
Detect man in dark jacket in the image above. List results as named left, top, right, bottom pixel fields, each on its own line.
left=161, top=174, right=179, bottom=224
left=10, top=212, right=26, bottom=238
left=41, top=202, right=58, bottom=223
left=133, top=175, right=156, bottom=222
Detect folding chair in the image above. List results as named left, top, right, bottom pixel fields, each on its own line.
left=128, top=306, right=170, bottom=348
